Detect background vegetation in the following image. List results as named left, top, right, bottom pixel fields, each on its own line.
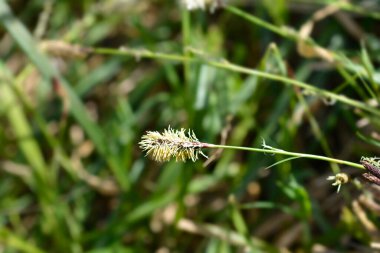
left=1, top=0, right=380, bottom=252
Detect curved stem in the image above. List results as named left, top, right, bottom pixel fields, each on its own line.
left=205, top=143, right=363, bottom=169
left=207, top=60, right=380, bottom=117
left=92, top=47, right=380, bottom=118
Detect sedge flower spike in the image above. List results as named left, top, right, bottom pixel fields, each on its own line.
left=139, top=127, right=363, bottom=196
left=139, top=127, right=208, bottom=162
left=360, top=156, right=380, bottom=186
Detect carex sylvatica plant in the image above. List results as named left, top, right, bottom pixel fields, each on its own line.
left=140, top=127, right=380, bottom=192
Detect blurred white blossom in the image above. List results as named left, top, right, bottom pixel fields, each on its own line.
left=182, top=0, right=206, bottom=10
left=181, top=0, right=223, bottom=11
left=327, top=173, right=348, bottom=193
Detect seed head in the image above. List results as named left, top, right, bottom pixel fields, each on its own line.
left=360, top=156, right=380, bottom=185
left=361, top=157, right=380, bottom=177
left=139, top=127, right=208, bottom=162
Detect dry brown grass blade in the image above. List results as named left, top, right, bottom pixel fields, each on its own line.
left=352, top=200, right=380, bottom=239
left=0, top=161, right=32, bottom=179
left=70, top=140, right=119, bottom=196
left=203, top=115, right=233, bottom=167
left=297, top=4, right=339, bottom=62
left=39, top=40, right=90, bottom=59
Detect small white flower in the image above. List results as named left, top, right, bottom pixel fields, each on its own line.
left=182, top=0, right=206, bottom=10
left=181, top=0, right=223, bottom=11
left=327, top=173, right=349, bottom=193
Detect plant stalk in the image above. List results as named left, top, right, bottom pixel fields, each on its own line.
left=204, top=143, right=363, bottom=169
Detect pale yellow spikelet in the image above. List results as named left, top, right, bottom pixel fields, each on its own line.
left=139, top=127, right=208, bottom=162
left=327, top=173, right=349, bottom=193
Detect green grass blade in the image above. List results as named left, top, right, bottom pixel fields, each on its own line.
left=0, top=0, right=129, bottom=190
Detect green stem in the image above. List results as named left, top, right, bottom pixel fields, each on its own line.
left=224, top=5, right=293, bottom=38
left=205, top=143, right=363, bottom=169
left=92, top=47, right=190, bottom=62
left=207, top=60, right=380, bottom=117
left=181, top=8, right=191, bottom=85
left=92, top=47, right=380, bottom=118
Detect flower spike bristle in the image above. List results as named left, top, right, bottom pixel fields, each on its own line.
left=139, top=127, right=208, bottom=162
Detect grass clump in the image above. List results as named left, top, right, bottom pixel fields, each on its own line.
left=2, top=0, right=380, bottom=252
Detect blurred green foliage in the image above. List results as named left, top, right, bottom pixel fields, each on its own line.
left=1, top=0, right=380, bottom=252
